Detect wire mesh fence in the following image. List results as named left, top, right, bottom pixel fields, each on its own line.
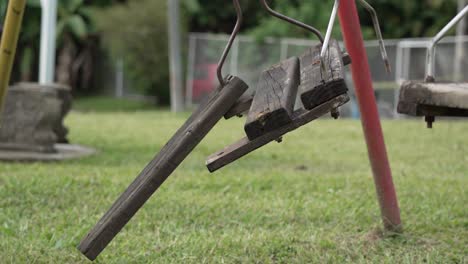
left=186, top=33, right=468, bottom=119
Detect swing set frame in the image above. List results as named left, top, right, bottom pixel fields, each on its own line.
left=0, top=0, right=402, bottom=260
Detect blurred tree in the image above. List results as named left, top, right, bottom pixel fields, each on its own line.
left=6, top=0, right=120, bottom=90
left=93, top=0, right=172, bottom=102
left=14, top=0, right=41, bottom=82
left=248, top=1, right=334, bottom=41
left=56, top=0, right=95, bottom=89
left=186, top=0, right=460, bottom=40
left=186, top=0, right=265, bottom=34
left=360, top=0, right=458, bottom=38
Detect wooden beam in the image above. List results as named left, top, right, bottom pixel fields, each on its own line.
left=224, top=92, right=254, bottom=119
left=78, top=76, right=248, bottom=261
left=244, top=57, right=300, bottom=140
left=300, top=39, right=348, bottom=110
left=206, top=94, right=350, bottom=172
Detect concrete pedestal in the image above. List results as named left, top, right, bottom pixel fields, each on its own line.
left=0, top=83, right=93, bottom=161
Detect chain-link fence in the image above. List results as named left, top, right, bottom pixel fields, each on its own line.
left=186, top=33, right=468, bottom=118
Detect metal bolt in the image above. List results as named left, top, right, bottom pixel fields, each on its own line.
left=425, top=116, right=435, bottom=129
left=331, top=108, right=340, bottom=119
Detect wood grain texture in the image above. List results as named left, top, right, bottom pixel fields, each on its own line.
left=244, top=57, right=300, bottom=140
left=299, top=39, right=348, bottom=110
left=78, top=76, right=248, bottom=261
left=398, top=81, right=468, bottom=117
left=206, top=94, right=350, bottom=172
left=224, top=53, right=351, bottom=122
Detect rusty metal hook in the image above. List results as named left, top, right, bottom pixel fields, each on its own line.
left=259, top=0, right=324, bottom=43
left=357, top=0, right=391, bottom=73
left=217, top=0, right=243, bottom=86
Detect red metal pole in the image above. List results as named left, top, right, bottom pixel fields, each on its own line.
left=338, top=0, right=402, bottom=231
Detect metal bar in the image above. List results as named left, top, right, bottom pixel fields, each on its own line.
left=357, top=0, right=391, bottom=73
left=217, top=0, right=242, bottom=86
left=0, top=0, right=26, bottom=115
left=338, top=0, right=402, bottom=232
left=426, top=5, right=468, bottom=81
left=168, top=0, right=185, bottom=112
left=185, top=35, right=197, bottom=108
left=39, top=0, right=57, bottom=84
left=320, top=0, right=340, bottom=80
left=394, top=43, right=403, bottom=117
left=259, top=0, right=323, bottom=43
left=280, top=39, right=288, bottom=60
left=454, top=0, right=467, bottom=81
left=115, top=59, right=124, bottom=98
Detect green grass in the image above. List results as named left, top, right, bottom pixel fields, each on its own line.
left=72, top=96, right=158, bottom=112
left=0, top=106, right=467, bottom=263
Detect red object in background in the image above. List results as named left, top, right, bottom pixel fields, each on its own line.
left=338, top=0, right=401, bottom=231
left=192, top=64, right=218, bottom=102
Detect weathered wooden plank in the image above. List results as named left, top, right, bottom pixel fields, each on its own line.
left=299, top=39, right=348, bottom=110
left=398, top=81, right=468, bottom=116
left=78, top=76, right=248, bottom=261
left=224, top=92, right=254, bottom=119
left=223, top=53, right=351, bottom=122
left=206, top=94, right=350, bottom=172
left=244, top=57, right=300, bottom=140
left=398, top=102, right=468, bottom=117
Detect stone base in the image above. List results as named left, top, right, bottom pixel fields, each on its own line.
left=0, top=144, right=96, bottom=162
left=0, top=82, right=72, bottom=152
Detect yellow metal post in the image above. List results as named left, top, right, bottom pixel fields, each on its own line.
left=0, top=0, right=26, bottom=114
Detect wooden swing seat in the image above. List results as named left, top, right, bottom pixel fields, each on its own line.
left=398, top=81, right=468, bottom=117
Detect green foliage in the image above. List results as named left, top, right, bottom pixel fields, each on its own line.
left=186, top=1, right=461, bottom=40
left=93, top=0, right=171, bottom=102
left=9, top=0, right=113, bottom=84
left=370, top=0, right=459, bottom=38
left=250, top=1, right=336, bottom=41
left=0, top=1, right=7, bottom=23
left=57, top=0, right=94, bottom=43
left=11, top=1, right=42, bottom=81
left=187, top=0, right=264, bottom=34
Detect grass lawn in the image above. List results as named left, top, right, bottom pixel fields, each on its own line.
left=0, top=99, right=467, bottom=263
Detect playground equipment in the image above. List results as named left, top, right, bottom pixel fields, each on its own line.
left=243, top=0, right=341, bottom=140
left=398, top=5, right=468, bottom=128
left=78, top=2, right=248, bottom=259
left=79, top=0, right=401, bottom=260
left=208, top=0, right=350, bottom=170
left=0, top=0, right=26, bottom=115
left=208, top=0, right=393, bottom=171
